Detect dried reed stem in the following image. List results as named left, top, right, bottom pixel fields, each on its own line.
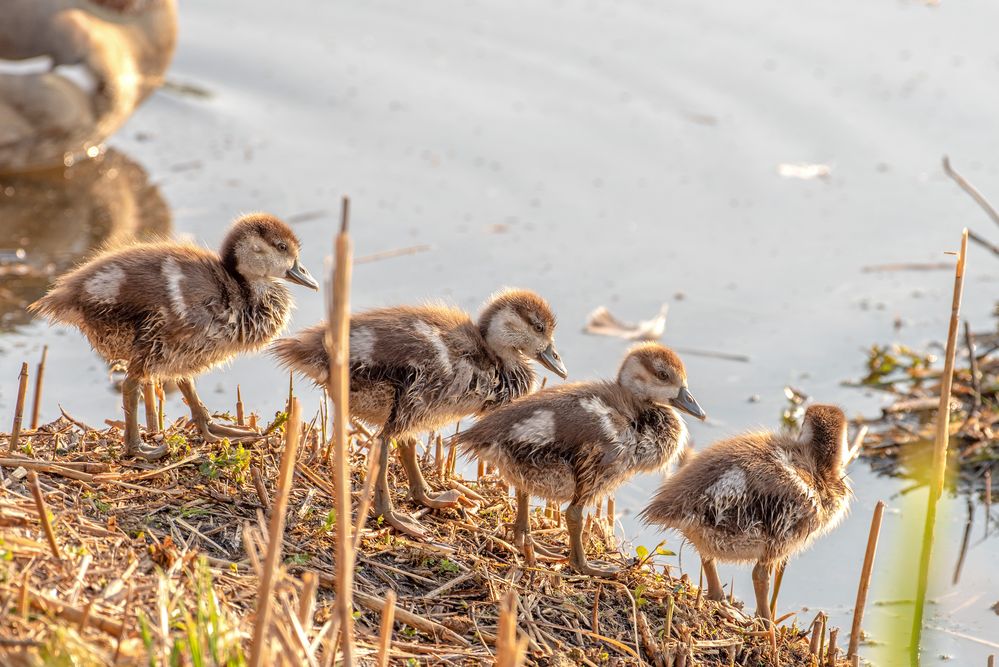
left=28, top=470, right=61, bottom=563
left=848, top=500, right=885, bottom=659
left=809, top=612, right=825, bottom=655
left=965, top=321, right=982, bottom=414
left=251, top=466, right=270, bottom=515
left=248, top=398, right=302, bottom=667
left=299, top=571, right=318, bottom=629
left=30, top=345, right=47, bottom=430
left=985, top=468, right=992, bottom=537
left=592, top=583, right=602, bottom=635
left=826, top=627, right=839, bottom=666
left=9, top=362, right=29, bottom=452
left=942, top=156, right=999, bottom=229
left=435, top=434, right=444, bottom=475
left=142, top=383, right=157, bottom=432
left=326, top=196, right=356, bottom=665
left=237, top=385, right=245, bottom=426
left=156, top=383, right=164, bottom=432
left=447, top=441, right=457, bottom=478
left=912, top=229, right=968, bottom=653
left=375, top=589, right=396, bottom=667
left=496, top=589, right=527, bottom=667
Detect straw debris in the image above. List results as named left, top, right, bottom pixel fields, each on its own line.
left=1, top=409, right=846, bottom=665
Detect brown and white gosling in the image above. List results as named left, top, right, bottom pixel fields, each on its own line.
left=640, top=404, right=852, bottom=621
left=30, top=213, right=318, bottom=460
left=456, top=342, right=706, bottom=577
left=270, top=289, right=568, bottom=538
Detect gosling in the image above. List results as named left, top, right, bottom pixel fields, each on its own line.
left=641, top=404, right=852, bottom=621
left=456, top=342, right=705, bottom=577
left=30, top=213, right=318, bottom=460
left=270, top=288, right=568, bottom=538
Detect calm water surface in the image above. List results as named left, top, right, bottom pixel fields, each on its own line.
left=2, top=1, right=998, bottom=663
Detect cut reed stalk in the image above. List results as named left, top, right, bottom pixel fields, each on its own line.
left=248, top=398, right=302, bottom=667
left=435, top=433, right=444, bottom=475
left=447, top=441, right=457, bottom=478
left=30, top=345, right=47, bottom=430
left=911, top=229, right=968, bottom=654
left=826, top=627, right=839, bottom=666
left=965, top=321, right=982, bottom=414
left=237, top=385, right=245, bottom=426
left=953, top=498, right=974, bottom=585
left=320, top=389, right=328, bottom=450
left=496, top=589, right=527, bottom=667
left=809, top=613, right=825, bottom=655
left=9, top=362, right=29, bottom=452
left=848, top=500, right=885, bottom=659
left=986, top=468, right=992, bottom=537
left=28, top=470, right=61, bottom=563
left=592, top=583, right=602, bottom=635
left=251, top=466, right=270, bottom=515
left=326, top=196, right=356, bottom=666
left=299, top=571, right=318, bottom=630
left=142, top=383, right=157, bottom=432
left=375, top=589, right=396, bottom=667
left=156, top=383, right=164, bottom=432
left=817, top=613, right=827, bottom=660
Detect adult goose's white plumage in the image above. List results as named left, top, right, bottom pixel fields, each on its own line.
left=641, top=404, right=852, bottom=620
left=457, top=342, right=705, bottom=576
left=270, top=288, right=568, bottom=539
left=30, top=213, right=319, bottom=460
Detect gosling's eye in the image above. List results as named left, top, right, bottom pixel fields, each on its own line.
left=533, top=322, right=544, bottom=334
left=658, top=371, right=671, bottom=383
left=276, top=241, right=288, bottom=252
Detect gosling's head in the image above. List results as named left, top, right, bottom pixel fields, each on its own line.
left=478, top=288, right=567, bottom=379
left=799, top=404, right=849, bottom=472
left=618, top=342, right=705, bottom=420
left=219, top=213, right=318, bottom=290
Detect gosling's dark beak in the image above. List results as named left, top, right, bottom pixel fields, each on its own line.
left=671, top=386, right=706, bottom=421
left=536, top=342, right=568, bottom=379
left=285, top=259, right=319, bottom=290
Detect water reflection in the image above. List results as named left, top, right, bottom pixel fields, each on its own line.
left=0, top=0, right=177, bottom=172
left=0, top=148, right=171, bottom=332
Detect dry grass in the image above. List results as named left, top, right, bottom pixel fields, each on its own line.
left=1, top=407, right=844, bottom=666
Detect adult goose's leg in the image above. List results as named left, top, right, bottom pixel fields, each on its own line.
left=123, top=375, right=167, bottom=460
left=177, top=377, right=257, bottom=440
left=398, top=436, right=461, bottom=509
left=752, top=560, right=774, bottom=622
left=371, top=436, right=427, bottom=539
left=566, top=503, right=619, bottom=577
left=702, top=557, right=725, bottom=602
